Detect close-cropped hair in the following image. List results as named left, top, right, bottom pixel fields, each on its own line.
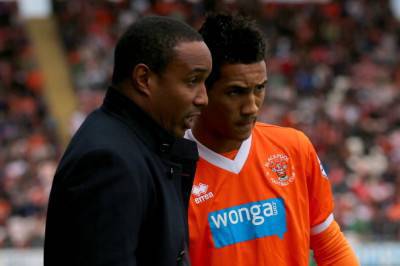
left=199, top=13, right=266, bottom=87
left=112, top=16, right=203, bottom=85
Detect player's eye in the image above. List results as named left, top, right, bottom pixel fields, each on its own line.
left=227, top=86, right=246, bottom=96
left=255, top=84, right=266, bottom=92
left=187, top=77, right=200, bottom=85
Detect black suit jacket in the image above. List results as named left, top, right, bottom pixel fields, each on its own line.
left=44, top=88, right=198, bottom=266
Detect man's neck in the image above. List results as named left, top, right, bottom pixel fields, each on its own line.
left=192, top=122, right=242, bottom=154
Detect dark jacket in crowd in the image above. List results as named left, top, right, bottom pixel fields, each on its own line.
left=44, top=88, right=198, bottom=266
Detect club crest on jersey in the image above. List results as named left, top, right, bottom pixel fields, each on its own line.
left=192, top=182, right=214, bottom=204
left=265, top=154, right=295, bottom=186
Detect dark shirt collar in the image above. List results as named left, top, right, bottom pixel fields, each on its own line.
left=102, top=87, right=176, bottom=152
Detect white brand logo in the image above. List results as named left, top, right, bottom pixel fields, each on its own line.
left=209, top=202, right=278, bottom=229
left=192, top=183, right=214, bottom=204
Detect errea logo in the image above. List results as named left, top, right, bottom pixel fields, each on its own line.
left=192, top=183, right=214, bottom=204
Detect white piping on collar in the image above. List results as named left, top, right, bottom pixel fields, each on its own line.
left=185, top=129, right=252, bottom=174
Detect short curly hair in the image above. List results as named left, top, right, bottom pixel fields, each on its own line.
left=199, top=13, right=266, bottom=88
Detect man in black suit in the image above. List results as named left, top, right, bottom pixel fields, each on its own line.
left=44, top=16, right=212, bottom=266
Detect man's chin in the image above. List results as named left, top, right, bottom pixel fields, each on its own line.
left=184, top=116, right=196, bottom=130
left=234, top=130, right=252, bottom=142
left=169, top=126, right=185, bottom=138
left=234, top=124, right=254, bottom=140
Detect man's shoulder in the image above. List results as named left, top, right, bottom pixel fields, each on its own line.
left=253, top=122, right=311, bottom=147
left=78, top=108, right=129, bottom=133
left=56, top=130, right=151, bottom=186
left=254, top=122, right=302, bottom=138
left=63, top=110, right=148, bottom=165
left=75, top=108, right=143, bottom=144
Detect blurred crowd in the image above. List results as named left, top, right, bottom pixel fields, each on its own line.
left=0, top=0, right=399, bottom=248
left=0, top=2, right=60, bottom=247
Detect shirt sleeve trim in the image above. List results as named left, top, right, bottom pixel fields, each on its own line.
left=311, top=213, right=334, bottom=235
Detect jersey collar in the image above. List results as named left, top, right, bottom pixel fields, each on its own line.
left=185, top=129, right=252, bottom=174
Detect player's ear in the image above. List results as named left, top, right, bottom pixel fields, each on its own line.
left=131, top=63, right=152, bottom=96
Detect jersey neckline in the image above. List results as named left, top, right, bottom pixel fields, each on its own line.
left=185, top=129, right=252, bottom=174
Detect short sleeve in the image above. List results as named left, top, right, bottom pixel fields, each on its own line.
left=298, top=132, right=335, bottom=232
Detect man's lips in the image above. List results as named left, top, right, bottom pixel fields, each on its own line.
left=236, top=118, right=256, bottom=126
left=188, top=112, right=201, bottom=118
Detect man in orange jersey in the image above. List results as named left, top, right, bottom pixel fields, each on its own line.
left=186, top=13, right=359, bottom=266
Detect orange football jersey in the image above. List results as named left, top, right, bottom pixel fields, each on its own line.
left=186, top=123, right=334, bottom=266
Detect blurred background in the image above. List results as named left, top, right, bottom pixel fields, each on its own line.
left=0, top=0, right=400, bottom=265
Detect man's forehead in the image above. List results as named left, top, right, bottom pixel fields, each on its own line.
left=168, top=41, right=211, bottom=70
left=172, top=40, right=207, bottom=53
left=219, top=62, right=267, bottom=84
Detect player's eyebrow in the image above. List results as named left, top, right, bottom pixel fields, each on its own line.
left=255, top=80, right=268, bottom=88
left=229, top=80, right=268, bottom=91
left=191, top=67, right=210, bottom=73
